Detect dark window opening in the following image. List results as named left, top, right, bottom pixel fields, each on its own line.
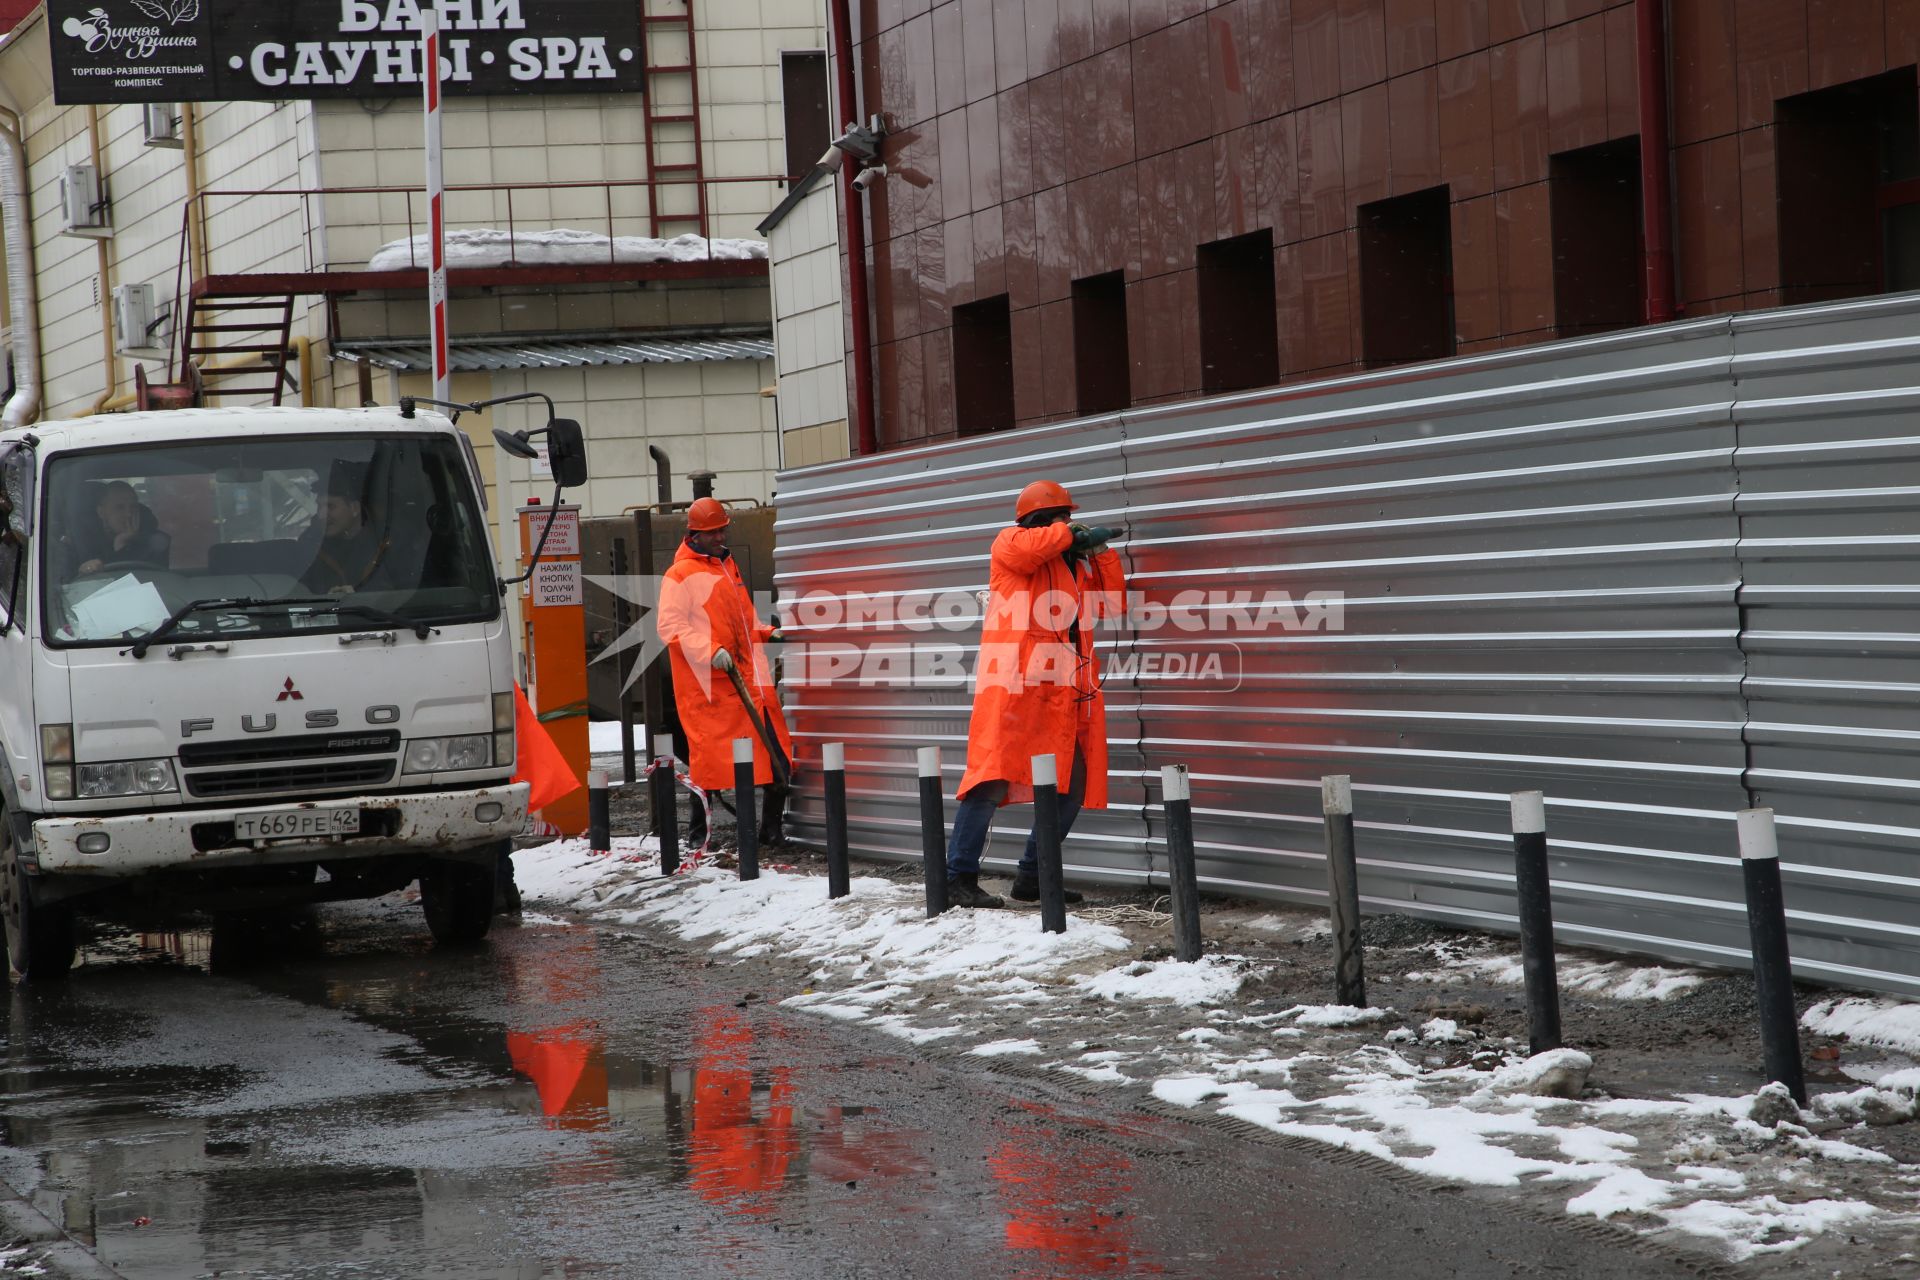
left=1550, top=139, right=1644, bottom=336
left=1197, top=231, right=1280, bottom=394
left=1072, top=272, right=1131, bottom=414
left=953, top=295, right=1015, bottom=436
left=1358, top=187, right=1455, bottom=367
left=780, top=50, right=831, bottom=181
left=1777, top=67, right=1920, bottom=305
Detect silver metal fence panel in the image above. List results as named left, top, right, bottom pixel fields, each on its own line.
left=774, top=294, right=1920, bottom=997
left=1731, top=295, right=1920, bottom=994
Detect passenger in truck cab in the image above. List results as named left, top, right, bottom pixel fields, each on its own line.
left=74, top=481, right=171, bottom=575
left=300, top=461, right=391, bottom=594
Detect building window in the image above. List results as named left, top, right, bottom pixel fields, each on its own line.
left=1072, top=272, right=1130, bottom=415
left=1777, top=68, right=1920, bottom=305
left=780, top=51, right=831, bottom=181
left=1358, top=187, right=1454, bottom=367
left=1197, top=231, right=1279, bottom=394
left=953, top=295, right=1015, bottom=436
left=1550, top=139, right=1643, bottom=337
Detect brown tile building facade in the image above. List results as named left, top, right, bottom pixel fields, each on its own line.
left=841, top=0, right=1920, bottom=450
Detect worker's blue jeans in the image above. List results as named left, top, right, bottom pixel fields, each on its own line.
left=945, top=750, right=1087, bottom=880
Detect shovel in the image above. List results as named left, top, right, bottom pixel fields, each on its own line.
left=722, top=658, right=791, bottom=788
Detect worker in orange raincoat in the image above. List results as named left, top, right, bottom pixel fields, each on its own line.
left=946, top=480, right=1125, bottom=909
left=656, top=497, right=795, bottom=847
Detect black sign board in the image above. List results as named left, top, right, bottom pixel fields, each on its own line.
left=50, top=0, right=647, bottom=104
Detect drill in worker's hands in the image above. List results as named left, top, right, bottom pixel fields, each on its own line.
left=1069, top=523, right=1122, bottom=554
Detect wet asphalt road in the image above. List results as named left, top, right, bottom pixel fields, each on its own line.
left=0, top=902, right=1706, bottom=1280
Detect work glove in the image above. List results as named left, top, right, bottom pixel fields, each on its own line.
left=711, top=647, right=735, bottom=673
left=1070, top=524, right=1120, bottom=552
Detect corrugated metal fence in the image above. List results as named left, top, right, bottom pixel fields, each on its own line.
left=771, top=294, right=1920, bottom=999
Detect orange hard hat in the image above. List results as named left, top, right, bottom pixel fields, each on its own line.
left=687, top=497, right=730, bottom=531
left=1015, top=480, right=1078, bottom=520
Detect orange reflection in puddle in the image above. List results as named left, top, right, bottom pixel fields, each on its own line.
left=687, top=1007, right=797, bottom=1216
left=505, top=934, right=611, bottom=1133
left=990, top=1103, right=1157, bottom=1277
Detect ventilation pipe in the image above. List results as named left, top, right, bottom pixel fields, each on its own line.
left=0, top=110, right=40, bottom=428
left=827, top=0, right=877, bottom=455
left=1637, top=0, right=1677, bottom=323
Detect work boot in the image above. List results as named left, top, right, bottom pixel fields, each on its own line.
left=761, top=784, right=789, bottom=848
left=1009, top=874, right=1083, bottom=905
left=946, top=872, right=1004, bottom=909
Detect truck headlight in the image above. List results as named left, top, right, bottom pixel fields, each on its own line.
left=41, top=723, right=73, bottom=800
left=492, top=693, right=515, bottom=766
left=402, top=735, right=493, bottom=774
left=75, top=758, right=178, bottom=799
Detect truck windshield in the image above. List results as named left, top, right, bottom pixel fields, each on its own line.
left=41, top=434, right=497, bottom=646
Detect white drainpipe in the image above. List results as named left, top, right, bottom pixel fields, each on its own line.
left=0, top=113, right=38, bottom=428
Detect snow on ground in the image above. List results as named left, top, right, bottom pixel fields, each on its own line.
left=511, top=839, right=1920, bottom=1267
left=367, top=228, right=766, bottom=272
left=1407, top=947, right=1709, bottom=1001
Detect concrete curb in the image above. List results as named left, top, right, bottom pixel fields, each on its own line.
left=0, top=1191, right=124, bottom=1279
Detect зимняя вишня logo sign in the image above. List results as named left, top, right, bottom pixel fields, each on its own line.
left=62, top=3, right=200, bottom=60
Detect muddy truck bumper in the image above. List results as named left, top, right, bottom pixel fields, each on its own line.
left=29, top=783, right=531, bottom=876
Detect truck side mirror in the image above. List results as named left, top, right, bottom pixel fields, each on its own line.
left=547, top=419, right=588, bottom=489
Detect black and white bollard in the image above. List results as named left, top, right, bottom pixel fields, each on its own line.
left=1511, top=790, right=1563, bottom=1054
left=1163, top=765, right=1202, bottom=962
left=1322, top=775, right=1366, bottom=1007
left=650, top=733, right=679, bottom=876
left=918, top=747, right=947, bottom=917
left=1738, top=808, right=1807, bottom=1105
left=734, top=737, right=759, bottom=881
left=587, top=769, right=611, bottom=857
left=1032, top=753, right=1067, bottom=934
left=823, top=741, right=850, bottom=899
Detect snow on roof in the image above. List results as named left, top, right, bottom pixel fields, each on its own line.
left=367, top=228, right=768, bottom=272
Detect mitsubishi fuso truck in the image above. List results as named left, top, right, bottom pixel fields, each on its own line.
left=0, top=402, right=585, bottom=980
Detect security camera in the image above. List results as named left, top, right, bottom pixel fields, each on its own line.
left=816, top=144, right=847, bottom=173
left=851, top=164, right=887, bottom=192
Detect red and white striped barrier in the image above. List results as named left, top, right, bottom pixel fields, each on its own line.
left=421, top=10, right=450, bottom=404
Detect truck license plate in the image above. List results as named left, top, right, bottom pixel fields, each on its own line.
left=233, top=808, right=360, bottom=841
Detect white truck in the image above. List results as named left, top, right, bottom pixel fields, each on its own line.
left=0, top=402, right=585, bottom=980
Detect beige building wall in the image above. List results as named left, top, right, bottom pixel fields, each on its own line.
left=767, top=179, right=847, bottom=468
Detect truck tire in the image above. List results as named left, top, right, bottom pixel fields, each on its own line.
left=1, top=814, right=75, bottom=982
left=420, top=860, right=494, bottom=945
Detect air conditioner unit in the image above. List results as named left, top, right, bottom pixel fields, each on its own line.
left=59, top=163, right=110, bottom=237
left=113, top=284, right=169, bottom=356
left=142, top=103, right=183, bottom=149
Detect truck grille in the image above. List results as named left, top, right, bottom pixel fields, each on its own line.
left=186, top=761, right=396, bottom=800
left=179, top=731, right=401, bottom=768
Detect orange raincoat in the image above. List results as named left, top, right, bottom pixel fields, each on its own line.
left=656, top=541, right=794, bottom=791
left=956, top=524, right=1125, bottom=808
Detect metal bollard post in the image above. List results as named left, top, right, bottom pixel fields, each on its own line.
left=1032, top=753, right=1067, bottom=934
left=1511, top=791, right=1563, bottom=1054
left=1322, top=775, right=1366, bottom=1006
left=823, top=742, right=850, bottom=899
left=587, top=769, right=611, bottom=856
left=918, top=747, right=947, bottom=917
left=1163, top=765, right=1203, bottom=962
left=651, top=733, right=679, bottom=877
left=734, top=737, right=759, bottom=882
left=1738, top=808, right=1807, bottom=1105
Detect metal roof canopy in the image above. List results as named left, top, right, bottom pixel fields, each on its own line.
left=334, top=331, right=774, bottom=372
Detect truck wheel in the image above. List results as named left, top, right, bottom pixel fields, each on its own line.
left=1, top=816, right=75, bottom=982
left=420, top=861, right=494, bottom=946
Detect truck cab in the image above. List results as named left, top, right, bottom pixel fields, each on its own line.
left=0, top=406, right=540, bottom=979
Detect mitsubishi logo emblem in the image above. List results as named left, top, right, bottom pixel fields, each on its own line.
left=276, top=678, right=304, bottom=702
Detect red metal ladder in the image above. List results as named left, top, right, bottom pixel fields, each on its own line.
left=642, top=0, right=710, bottom=239
left=180, top=289, right=298, bottom=405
